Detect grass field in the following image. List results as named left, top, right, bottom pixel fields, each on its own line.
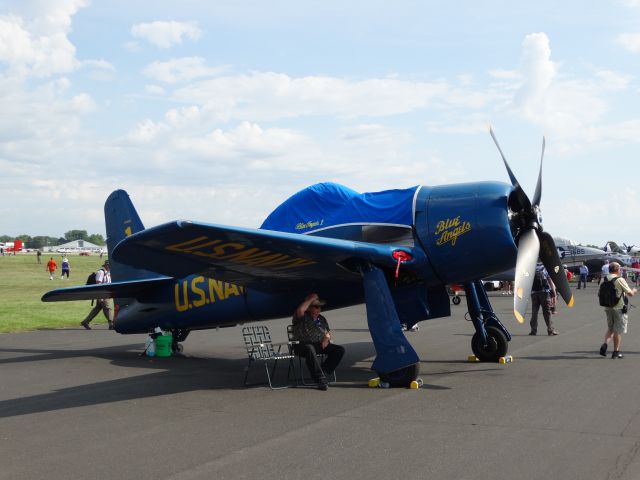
left=0, top=253, right=111, bottom=333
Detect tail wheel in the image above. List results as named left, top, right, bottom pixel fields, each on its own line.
left=452, top=295, right=461, bottom=305
left=471, top=326, right=508, bottom=362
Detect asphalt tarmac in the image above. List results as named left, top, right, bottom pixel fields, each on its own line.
left=2, top=284, right=640, bottom=480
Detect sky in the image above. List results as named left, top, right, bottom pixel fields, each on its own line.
left=0, top=0, right=639, bottom=247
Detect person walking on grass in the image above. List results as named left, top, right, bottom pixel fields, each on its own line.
left=46, top=257, right=57, bottom=280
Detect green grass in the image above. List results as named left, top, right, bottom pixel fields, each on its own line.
left=0, top=254, right=111, bottom=333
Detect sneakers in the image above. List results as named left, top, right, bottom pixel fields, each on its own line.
left=611, top=351, right=624, bottom=359
left=528, top=331, right=537, bottom=336
left=108, top=322, right=114, bottom=330
left=599, top=343, right=607, bottom=357
left=548, top=330, right=559, bottom=336
left=80, top=321, right=91, bottom=330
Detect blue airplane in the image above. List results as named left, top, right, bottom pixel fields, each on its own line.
left=42, top=129, right=574, bottom=387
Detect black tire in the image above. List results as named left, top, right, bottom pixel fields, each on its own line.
left=452, top=295, right=461, bottom=305
left=378, top=363, right=420, bottom=387
left=471, top=326, right=508, bottom=362
left=172, top=343, right=184, bottom=354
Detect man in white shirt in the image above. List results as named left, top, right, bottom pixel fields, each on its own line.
left=80, top=261, right=114, bottom=330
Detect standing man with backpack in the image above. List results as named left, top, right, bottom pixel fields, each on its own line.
left=80, top=260, right=114, bottom=330
left=598, top=262, right=637, bottom=358
left=529, top=264, right=559, bottom=336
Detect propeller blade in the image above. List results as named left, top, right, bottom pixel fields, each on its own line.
left=531, top=136, right=545, bottom=208
left=513, top=228, right=540, bottom=323
left=538, top=231, right=574, bottom=308
left=489, top=126, right=531, bottom=212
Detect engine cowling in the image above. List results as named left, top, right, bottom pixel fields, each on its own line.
left=414, top=181, right=517, bottom=285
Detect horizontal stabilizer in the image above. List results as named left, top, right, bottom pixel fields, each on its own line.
left=41, top=277, right=174, bottom=302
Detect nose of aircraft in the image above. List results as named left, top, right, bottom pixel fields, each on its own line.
left=489, top=127, right=574, bottom=322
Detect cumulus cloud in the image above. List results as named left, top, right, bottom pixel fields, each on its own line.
left=616, top=33, right=640, bottom=53
left=0, top=1, right=90, bottom=78
left=171, top=72, right=453, bottom=121
left=131, top=21, right=202, bottom=49
left=142, top=57, right=226, bottom=84
left=513, top=33, right=556, bottom=118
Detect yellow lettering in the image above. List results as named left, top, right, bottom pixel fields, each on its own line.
left=221, top=248, right=274, bottom=265
left=208, top=279, right=225, bottom=301
left=174, top=281, right=189, bottom=312
left=212, top=242, right=244, bottom=257
left=167, top=236, right=221, bottom=252
left=191, top=276, right=206, bottom=307
left=224, top=283, right=240, bottom=298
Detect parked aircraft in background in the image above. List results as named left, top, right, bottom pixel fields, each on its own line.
left=554, top=237, right=609, bottom=266
left=602, top=241, right=634, bottom=266
left=42, top=128, right=573, bottom=387
left=604, top=241, right=640, bottom=256
left=0, top=240, right=23, bottom=253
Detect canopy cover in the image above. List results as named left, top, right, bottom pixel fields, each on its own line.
left=260, top=182, right=420, bottom=234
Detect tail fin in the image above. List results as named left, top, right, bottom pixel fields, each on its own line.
left=104, top=190, right=161, bottom=282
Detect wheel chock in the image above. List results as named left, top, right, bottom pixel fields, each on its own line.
left=467, top=355, right=480, bottom=362
left=498, top=355, right=513, bottom=364
left=409, top=378, right=423, bottom=389
left=368, top=377, right=381, bottom=388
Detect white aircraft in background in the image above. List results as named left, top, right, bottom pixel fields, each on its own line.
left=554, top=237, right=610, bottom=266
left=602, top=241, right=635, bottom=266
left=604, top=241, right=640, bottom=256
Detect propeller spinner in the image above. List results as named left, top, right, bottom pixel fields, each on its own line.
left=489, top=127, right=574, bottom=323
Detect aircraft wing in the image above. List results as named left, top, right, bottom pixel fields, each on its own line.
left=41, top=277, right=174, bottom=302
left=112, top=220, right=424, bottom=292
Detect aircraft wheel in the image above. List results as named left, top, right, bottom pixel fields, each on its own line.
left=378, top=363, right=420, bottom=387
left=471, top=326, right=508, bottom=362
left=452, top=295, right=461, bottom=305
left=172, top=343, right=184, bottom=354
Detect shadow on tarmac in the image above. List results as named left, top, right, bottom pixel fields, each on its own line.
left=0, top=336, right=504, bottom=418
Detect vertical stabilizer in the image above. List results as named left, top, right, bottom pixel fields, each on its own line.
left=104, top=190, right=159, bottom=281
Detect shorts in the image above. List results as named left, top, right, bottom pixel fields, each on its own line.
left=605, top=308, right=628, bottom=334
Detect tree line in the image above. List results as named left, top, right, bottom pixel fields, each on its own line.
left=0, top=230, right=106, bottom=249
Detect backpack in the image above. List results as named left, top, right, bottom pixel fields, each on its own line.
left=531, top=269, right=549, bottom=292
left=85, top=268, right=104, bottom=285
left=598, top=277, right=621, bottom=307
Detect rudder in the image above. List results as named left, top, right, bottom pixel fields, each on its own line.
left=104, top=190, right=159, bottom=282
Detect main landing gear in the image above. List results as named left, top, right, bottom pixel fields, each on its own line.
left=464, top=280, right=511, bottom=362
left=170, top=328, right=190, bottom=354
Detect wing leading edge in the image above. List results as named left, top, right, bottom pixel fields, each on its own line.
left=112, top=220, right=425, bottom=293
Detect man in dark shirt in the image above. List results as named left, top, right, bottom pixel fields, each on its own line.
left=291, top=293, right=345, bottom=390
left=530, top=264, right=558, bottom=336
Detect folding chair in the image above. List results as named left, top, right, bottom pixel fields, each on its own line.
left=287, top=325, right=337, bottom=386
left=242, top=325, right=296, bottom=390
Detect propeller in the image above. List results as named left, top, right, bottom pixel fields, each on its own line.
left=489, top=127, right=574, bottom=323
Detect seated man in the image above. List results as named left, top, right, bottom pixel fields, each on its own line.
left=291, top=293, right=345, bottom=390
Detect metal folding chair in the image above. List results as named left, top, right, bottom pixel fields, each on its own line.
left=286, top=325, right=337, bottom=386
left=242, top=325, right=296, bottom=390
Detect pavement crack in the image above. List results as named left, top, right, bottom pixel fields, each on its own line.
left=606, top=439, right=640, bottom=480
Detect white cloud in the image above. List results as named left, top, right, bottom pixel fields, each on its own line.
left=595, top=69, right=631, bottom=90
left=513, top=33, right=556, bottom=118
left=616, top=33, right=640, bottom=53
left=142, top=57, right=226, bottom=84
left=171, top=72, right=453, bottom=121
left=131, top=21, right=202, bottom=49
left=0, top=1, right=89, bottom=78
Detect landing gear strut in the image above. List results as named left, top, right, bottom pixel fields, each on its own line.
left=171, top=328, right=190, bottom=354
left=464, top=280, right=511, bottom=362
